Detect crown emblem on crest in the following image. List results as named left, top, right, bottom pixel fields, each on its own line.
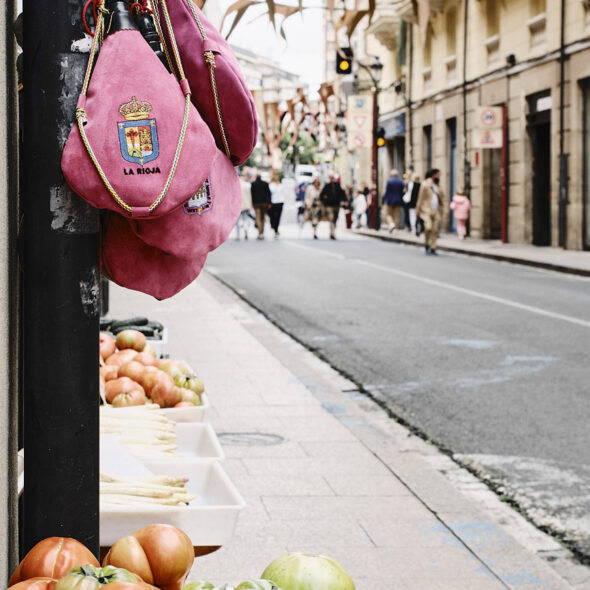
left=119, top=96, right=153, bottom=121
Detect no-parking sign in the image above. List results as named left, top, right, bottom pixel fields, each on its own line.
left=474, top=106, right=504, bottom=148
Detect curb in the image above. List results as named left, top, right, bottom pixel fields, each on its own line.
left=352, top=228, right=590, bottom=278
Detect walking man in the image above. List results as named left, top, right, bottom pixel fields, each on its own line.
left=382, top=169, right=405, bottom=233
left=250, top=173, right=271, bottom=240
left=416, top=169, right=445, bottom=255
left=320, top=174, right=347, bottom=240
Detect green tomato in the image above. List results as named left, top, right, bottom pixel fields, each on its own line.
left=261, top=553, right=355, bottom=590
left=181, top=583, right=217, bottom=590
left=55, top=565, right=141, bottom=590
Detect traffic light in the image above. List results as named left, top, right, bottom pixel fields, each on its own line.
left=336, top=47, right=353, bottom=75
left=376, top=127, right=386, bottom=148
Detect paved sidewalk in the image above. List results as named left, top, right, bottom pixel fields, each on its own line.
left=107, top=275, right=589, bottom=590
left=354, top=228, right=590, bottom=277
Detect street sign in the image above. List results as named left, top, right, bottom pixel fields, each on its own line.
left=347, top=95, right=373, bottom=151
left=473, top=128, right=503, bottom=149
left=475, top=106, right=503, bottom=129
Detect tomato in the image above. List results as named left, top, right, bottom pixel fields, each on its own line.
left=9, top=577, right=58, bottom=590
left=100, top=366, right=119, bottom=383
left=99, top=333, right=116, bottom=360
left=105, top=350, right=138, bottom=368
left=118, top=362, right=146, bottom=383
left=54, top=566, right=146, bottom=590
left=105, top=377, right=145, bottom=405
left=115, top=331, right=147, bottom=353
left=103, top=525, right=194, bottom=590
left=9, top=538, right=99, bottom=586
left=133, top=353, right=159, bottom=367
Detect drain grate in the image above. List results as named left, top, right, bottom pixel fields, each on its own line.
left=218, top=432, right=285, bottom=446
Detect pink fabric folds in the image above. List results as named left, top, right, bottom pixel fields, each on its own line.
left=61, top=29, right=216, bottom=219
left=101, top=212, right=208, bottom=300
left=128, top=148, right=241, bottom=258
left=157, top=0, right=258, bottom=166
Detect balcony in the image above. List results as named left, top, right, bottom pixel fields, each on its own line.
left=367, top=9, right=401, bottom=51
left=396, top=0, right=446, bottom=23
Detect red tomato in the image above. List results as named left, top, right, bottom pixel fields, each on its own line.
left=9, top=538, right=99, bottom=586
left=104, top=377, right=145, bottom=405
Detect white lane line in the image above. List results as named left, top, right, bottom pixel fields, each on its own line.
left=287, top=242, right=590, bottom=329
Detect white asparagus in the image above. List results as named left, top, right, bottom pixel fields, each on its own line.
left=100, top=484, right=195, bottom=501
left=100, top=473, right=188, bottom=486
left=100, top=494, right=190, bottom=506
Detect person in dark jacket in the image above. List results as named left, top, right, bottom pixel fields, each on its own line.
left=320, top=174, right=347, bottom=239
left=382, top=169, right=405, bottom=233
left=250, top=174, right=271, bottom=239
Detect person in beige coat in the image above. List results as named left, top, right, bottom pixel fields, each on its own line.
left=416, top=169, right=445, bottom=255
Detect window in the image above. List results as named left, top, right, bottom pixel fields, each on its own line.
left=446, top=7, right=457, bottom=55
left=423, top=125, right=433, bottom=172
left=530, top=0, right=546, bottom=16
left=486, top=0, right=499, bottom=37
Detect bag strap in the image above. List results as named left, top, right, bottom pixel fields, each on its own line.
left=156, top=0, right=231, bottom=159
left=75, top=1, right=193, bottom=216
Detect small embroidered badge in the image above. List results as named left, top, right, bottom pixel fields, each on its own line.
left=118, top=96, right=159, bottom=166
left=184, top=178, right=213, bottom=216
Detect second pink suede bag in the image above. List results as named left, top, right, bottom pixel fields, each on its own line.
left=155, top=0, right=258, bottom=165
left=128, top=147, right=241, bottom=258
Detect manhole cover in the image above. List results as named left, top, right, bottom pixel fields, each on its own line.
left=218, top=432, right=285, bottom=446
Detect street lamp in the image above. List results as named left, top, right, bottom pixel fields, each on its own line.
left=359, top=56, right=384, bottom=230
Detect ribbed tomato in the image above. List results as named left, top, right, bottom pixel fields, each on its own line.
left=103, top=525, right=194, bottom=590
left=9, top=538, right=99, bottom=586
left=54, top=565, right=147, bottom=590
left=9, top=577, right=58, bottom=590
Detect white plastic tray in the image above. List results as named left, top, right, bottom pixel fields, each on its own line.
left=164, top=422, right=225, bottom=461
left=100, top=458, right=246, bottom=547
left=159, top=393, right=210, bottom=422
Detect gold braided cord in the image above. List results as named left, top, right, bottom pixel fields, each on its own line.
left=207, top=58, right=231, bottom=158
left=82, top=8, right=105, bottom=96
left=185, top=0, right=207, bottom=40
left=149, top=0, right=174, bottom=73
left=158, top=0, right=186, bottom=81
left=148, top=93, right=192, bottom=211
left=76, top=111, right=133, bottom=213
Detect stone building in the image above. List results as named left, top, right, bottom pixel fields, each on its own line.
left=349, top=0, right=590, bottom=249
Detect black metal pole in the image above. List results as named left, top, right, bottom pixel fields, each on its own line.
left=558, top=0, right=568, bottom=248
left=22, top=0, right=100, bottom=557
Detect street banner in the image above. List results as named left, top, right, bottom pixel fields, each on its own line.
left=347, top=94, right=373, bottom=151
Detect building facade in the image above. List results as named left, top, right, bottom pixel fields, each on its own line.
left=350, top=0, right=590, bottom=249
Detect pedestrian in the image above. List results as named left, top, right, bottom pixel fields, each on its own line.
left=295, top=180, right=308, bottom=224
left=450, top=189, right=471, bottom=240
left=268, top=174, right=284, bottom=239
left=320, top=173, right=347, bottom=240
left=382, top=169, right=405, bottom=233
left=416, top=168, right=445, bottom=255
left=235, top=173, right=253, bottom=240
left=304, top=177, right=322, bottom=239
left=403, top=173, right=421, bottom=234
left=250, top=173, right=271, bottom=240
left=352, top=189, right=367, bottom=229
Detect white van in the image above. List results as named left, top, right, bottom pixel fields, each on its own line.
left=295, top=165, right=318, bottom=186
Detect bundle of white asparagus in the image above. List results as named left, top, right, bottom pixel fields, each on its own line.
left=100, top=405, right=181, bottom=460
left=100, top=473, right=196, bottom=507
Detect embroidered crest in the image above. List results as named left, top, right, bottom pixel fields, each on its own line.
left=184, top=178, right=213, bottom=216
left=118, top=96, right=159, bottom=166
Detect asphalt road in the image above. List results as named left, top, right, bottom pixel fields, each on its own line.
left=207, top=208, right=590, bottom=558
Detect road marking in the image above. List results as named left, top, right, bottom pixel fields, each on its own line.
left=287, top=242, right=590, bottom=329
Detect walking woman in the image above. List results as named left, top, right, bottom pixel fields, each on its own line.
left=304, top=177, right=322, bottom=239
left=268, top=174, right=284, bottom=238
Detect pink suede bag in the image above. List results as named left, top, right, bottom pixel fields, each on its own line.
left=61, top=8, right=216, bottom=219
left=128, top=147, right=241, bottom=258
left=101, top=211, right=208, bottom=300
left=155, top=0, right=258, bottom=165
